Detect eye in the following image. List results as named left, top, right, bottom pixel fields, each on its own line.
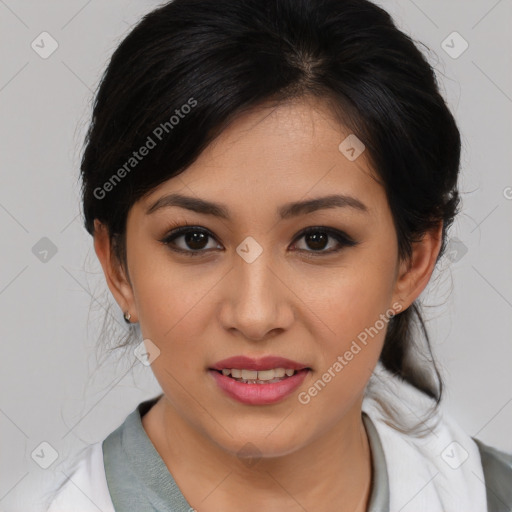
left=290, top=227, right=358, bottom=257
left=159, top=224, right=358, bottom=258
left=160, top=225, right=221, bottom=256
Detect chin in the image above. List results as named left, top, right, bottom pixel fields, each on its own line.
left=207, top=421, right=311, bottom=461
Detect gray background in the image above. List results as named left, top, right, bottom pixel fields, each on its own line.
left=1, top=0, right=511, bottom=510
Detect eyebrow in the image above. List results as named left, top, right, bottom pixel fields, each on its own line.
left=145, top=193, right=368, bottom=219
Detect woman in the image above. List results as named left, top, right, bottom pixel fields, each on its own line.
left=45, top=0, right=512, bottom=510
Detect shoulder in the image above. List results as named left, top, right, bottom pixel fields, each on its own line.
left=44, top=442, right=115, bottom=512
left=362, top=366, right=507, bottom=511
left=473, top=437, right=512, bottom=510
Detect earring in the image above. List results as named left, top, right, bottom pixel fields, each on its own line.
left=124, top=311, right=132, bottom=323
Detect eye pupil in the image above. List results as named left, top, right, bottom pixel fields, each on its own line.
left=185, top=231, right=208, bottom=250
left=306, top=232, right=328, bottom=251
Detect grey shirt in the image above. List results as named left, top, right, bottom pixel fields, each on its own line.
left=102, top=395, right=512, bottom=512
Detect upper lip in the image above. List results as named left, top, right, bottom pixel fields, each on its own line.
left=210, top=355, right=310, bottom=371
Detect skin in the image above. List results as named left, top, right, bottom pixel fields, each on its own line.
left=94, top=95, right=442, bottom=512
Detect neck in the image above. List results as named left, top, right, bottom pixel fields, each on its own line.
left=142, top=395, right=372, bottom=512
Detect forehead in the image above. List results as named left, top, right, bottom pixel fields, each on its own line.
left=140, top=97, right=386, bottom=220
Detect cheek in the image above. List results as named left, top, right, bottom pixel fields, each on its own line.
left=130, top=255, right=216, bottom=362
left=305, top=247, right=398, bottom=380
left=299, top=273, right=395, bottom=413
left=318, top=261, right=396, bottom=336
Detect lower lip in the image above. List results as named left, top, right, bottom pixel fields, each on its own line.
left=209, top=369, right=310, bottom=405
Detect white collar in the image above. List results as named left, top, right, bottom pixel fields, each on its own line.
left=362, top=362, right=487, bottom=512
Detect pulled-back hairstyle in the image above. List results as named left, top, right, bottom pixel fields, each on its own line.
left=80, top=0, right=461, bottom=433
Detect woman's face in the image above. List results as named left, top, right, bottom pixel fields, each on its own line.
left=100, top=96, right=426, bottom=458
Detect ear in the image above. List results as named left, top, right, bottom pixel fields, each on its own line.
left=93, top=219, right=138, bottom=322
left=391, top=221, right=443, bottom=312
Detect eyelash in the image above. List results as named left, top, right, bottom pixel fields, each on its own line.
left=159, top=221, right=358, bottom=258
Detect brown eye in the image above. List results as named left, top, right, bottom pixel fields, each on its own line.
left=291, top=227, right=358, bottom=256
left=181, top=230, right=208, bottom=250
left=302, top=231, right=330, bottom=251
left=161, top=226, right=221, bottom=255
left=160, top=224, right=358, bottom=258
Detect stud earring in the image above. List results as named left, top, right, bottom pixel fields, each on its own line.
left=124, top=311, right=132, bottom=323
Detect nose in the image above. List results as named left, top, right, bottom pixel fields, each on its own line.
left=218, top=250, right=295, bottom=342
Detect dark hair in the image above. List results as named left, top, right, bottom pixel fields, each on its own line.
left=80, top=0, right=461, bottom=431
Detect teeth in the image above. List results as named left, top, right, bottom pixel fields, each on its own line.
left=241, top=369, right=258, bottom=380
left=257, top=369, right=278, bottom=380
left=220, top=367, right=298, bottom=381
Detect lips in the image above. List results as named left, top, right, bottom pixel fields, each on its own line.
left=208, top=355, right=311, bottom=405
left=209, top=368, right=310, bottom=405
left=210, top=355, right=310, bottom=372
